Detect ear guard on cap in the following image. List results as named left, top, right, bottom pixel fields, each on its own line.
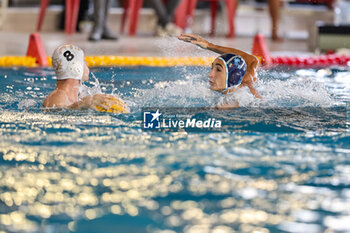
left=218, top=53, right=247, bottom=90
left=52, top=44, right=85, bottom=81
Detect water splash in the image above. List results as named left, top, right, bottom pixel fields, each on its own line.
left=78, top=72, right=102, bottom=99
left=127, top=73, right=335, bottom=109
left=130, top=73, right=219, bottom=109
left=257, top=77, right=333, bottom=107
left=17, top=99, right=38, bottom=110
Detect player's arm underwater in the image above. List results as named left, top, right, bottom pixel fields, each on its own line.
left=43, top=91, right=116, bottom=110
left=68, top=94, right=122, bottom=111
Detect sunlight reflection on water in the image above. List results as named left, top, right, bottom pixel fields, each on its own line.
left=0, top=66, right=349, bottom=233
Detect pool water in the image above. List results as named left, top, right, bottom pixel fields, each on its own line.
left=0, top=65, right=349, bottom=233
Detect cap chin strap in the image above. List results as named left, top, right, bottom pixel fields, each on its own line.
left=218, top=57, right=229, bottom=94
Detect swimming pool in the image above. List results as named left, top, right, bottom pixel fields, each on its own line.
left=0, top=65, right=349, bottom=233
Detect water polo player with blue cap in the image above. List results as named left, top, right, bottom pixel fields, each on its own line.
left=43, top=44, right=127, bottom=113
left=217, top=53, right=247, bottom=92
left=178, top=33, right=262, bottom=108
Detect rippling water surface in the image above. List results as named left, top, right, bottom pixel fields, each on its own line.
left=0, top=66, right=349, bottom=233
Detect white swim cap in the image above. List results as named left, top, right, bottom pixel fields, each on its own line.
left=52, top=44, right=85, bottom=81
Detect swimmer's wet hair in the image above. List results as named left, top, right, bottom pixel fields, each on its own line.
left=52, top=44, right=85, bottom=81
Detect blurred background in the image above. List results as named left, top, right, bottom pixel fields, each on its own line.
left=1, top=0, right=348, bottom=53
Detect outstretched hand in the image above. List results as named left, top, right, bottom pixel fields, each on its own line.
left=178, top=33, right=210, bottom=49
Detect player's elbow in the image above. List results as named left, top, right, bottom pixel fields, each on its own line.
left=249, top=56, right=259, bottom=69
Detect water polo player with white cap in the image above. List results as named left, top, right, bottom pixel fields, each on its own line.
left=43, top=44, right=127, bottom=113
left=178, top=34, right=262, bottom=108
left=52, top=44, right=86, bottom=81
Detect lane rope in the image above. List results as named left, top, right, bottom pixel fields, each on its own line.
left=0, top=55, right=349, bottom=67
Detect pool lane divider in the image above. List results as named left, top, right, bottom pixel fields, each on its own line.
left=251, top=34, right=350, bottom=66
left=1, top=54, right=350, bottom=67
left=0, top=55, right=216, bottom=67
left=0, top=33, right=350, bottom=67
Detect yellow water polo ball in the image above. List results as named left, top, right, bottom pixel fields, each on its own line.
left=95, top=96, right=128, bottom=114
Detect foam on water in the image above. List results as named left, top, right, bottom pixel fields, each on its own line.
left=114, top=71, right=336, bottom=110
left=17, top=99, right=38, bottom=110
left=256, top=77, right=333, bottom=107
left=131, top=74, right=219, bottom=108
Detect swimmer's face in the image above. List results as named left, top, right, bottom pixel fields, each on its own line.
left=208, top=58, right=227, bottom=91
left=82, top=61, right=89, bottom=82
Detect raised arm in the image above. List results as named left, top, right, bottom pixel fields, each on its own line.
left=178, top=33, right=257, bottom=64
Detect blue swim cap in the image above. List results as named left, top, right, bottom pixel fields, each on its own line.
left=218, top=53, right=247, bottom=89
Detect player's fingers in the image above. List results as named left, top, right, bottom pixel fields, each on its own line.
left=178, top=34, right=192, bottom=41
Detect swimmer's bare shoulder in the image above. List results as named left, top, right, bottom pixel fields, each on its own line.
left=43, top=90, right=71, bottom=108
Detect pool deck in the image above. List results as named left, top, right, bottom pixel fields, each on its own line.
left=0, top=3, right=334, bottom=58
left=0, top=31, right=311, bottom=58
